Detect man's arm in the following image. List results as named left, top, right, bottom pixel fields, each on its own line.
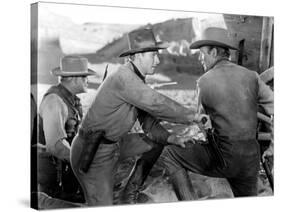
left=256, top=72, right=274, bottom=179
left=256, top=72, right=274, bottom=116
left=40, top=94, right=70, bottom=161
left=117, top=70, right=197, bottom=124
left=138, top=109, right=170, bottom=145
left=138, top=110, right=188, bottom=148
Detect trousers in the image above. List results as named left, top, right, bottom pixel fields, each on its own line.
left=70, top=133, right=163, bottom=206
left=160, top=138, right=260, bottom=197
left=37, top=152, right=60, bottom=196
left=37, top=151, right=84, bottom=203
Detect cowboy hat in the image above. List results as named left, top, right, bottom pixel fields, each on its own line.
left=119, top=28, right=168, bottom=57
left=51, top=55, right=96, bottom=77
left=190, top=27, right=238, bottom=50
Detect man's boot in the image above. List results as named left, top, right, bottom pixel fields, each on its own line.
left=120, top=138, right=164, bottom=204
left=120, top=159, right=150, bottom=204
left=170, top=169, right=197, bottom=201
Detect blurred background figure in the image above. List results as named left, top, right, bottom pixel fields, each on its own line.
left=36, top=55, right=96, bottom=204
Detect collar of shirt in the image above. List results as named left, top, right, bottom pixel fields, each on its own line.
left=129, top=61, right=146, bottom=83
left=210, top=57, right=230, bottom=70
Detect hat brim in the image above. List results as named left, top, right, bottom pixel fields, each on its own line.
left=119, top=42, right=169, bottom=57
left=190, top=40, right=238, bottom=50
left=51, top=67, right=96, bottom=77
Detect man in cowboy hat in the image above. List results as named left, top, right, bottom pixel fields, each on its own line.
left=37, top=55, right=96, bottom=204
left=70, top=28, right=209, bottom=206
left=160, top=27, right=274, bottom=199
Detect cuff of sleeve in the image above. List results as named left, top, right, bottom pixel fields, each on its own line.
left=191, top=113, right=199, bottom=123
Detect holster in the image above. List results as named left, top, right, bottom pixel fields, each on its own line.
left=262, top=156, right=274, bottom=191
left=77, top=129, right=105, bottom=173
left=56, top=159, right=63, bottom=187
left=206, top=129, right=227, bottom=170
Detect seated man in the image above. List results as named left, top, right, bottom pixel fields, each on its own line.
left=160, top=27, right=274, bottom=199
left=37, top=55, right=96, bottom=203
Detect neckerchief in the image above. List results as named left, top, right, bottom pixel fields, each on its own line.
left=130, top=61, right=146, bottom=83
left=58, top=84, right=82, bottom=118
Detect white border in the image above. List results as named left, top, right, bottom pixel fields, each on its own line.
left=1, top=0, right=279, bottom=211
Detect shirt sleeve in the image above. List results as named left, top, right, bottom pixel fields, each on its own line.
left=116, top=71, right=196, bottom=124
left=195, top=81, right=205, bottom=114
left=138, top=110, right=170, bottom=145
left=39, top=94, right=70, bottom=161
left=256, top=72, right=274, bottom=116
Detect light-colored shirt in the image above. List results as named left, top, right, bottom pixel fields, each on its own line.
left=82, top=62, right=196, bottom=142
left=39, top=94, right=71, bottom=161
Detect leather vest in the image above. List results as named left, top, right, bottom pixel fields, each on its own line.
left=39, top=84, right=83, bottom=145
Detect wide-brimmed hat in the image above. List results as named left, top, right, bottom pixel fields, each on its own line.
left=51, top=55, right=96, bottom=77
left=190, top=27, right=238, bottom=50
left=119, top=28, right=168, bottom=57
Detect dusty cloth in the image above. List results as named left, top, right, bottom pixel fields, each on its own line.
left=161, top=60, right=274, bottom=197
left=71, top=62, right=196, bottom=206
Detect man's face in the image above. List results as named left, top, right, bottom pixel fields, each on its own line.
left=75, top=76, right=89, bottom=93
left=138, top=51, right=160, bottom=75
left=198, top=46, right=216, bottom=72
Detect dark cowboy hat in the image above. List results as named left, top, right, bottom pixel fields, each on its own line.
left=51, top=55, right=96, bottom=77
left=190, top=27, right=238, bottom=50
left=119, top=28, right=168, bottom=57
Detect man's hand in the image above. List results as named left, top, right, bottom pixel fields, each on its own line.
left=167, top=134, right=195, bottom=148
left=262, top=142, right=273, bottom=162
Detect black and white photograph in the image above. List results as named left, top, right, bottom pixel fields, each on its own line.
left=1, top=0, right=278, bottom=212
left=29, top=1, right=275, bottom=210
